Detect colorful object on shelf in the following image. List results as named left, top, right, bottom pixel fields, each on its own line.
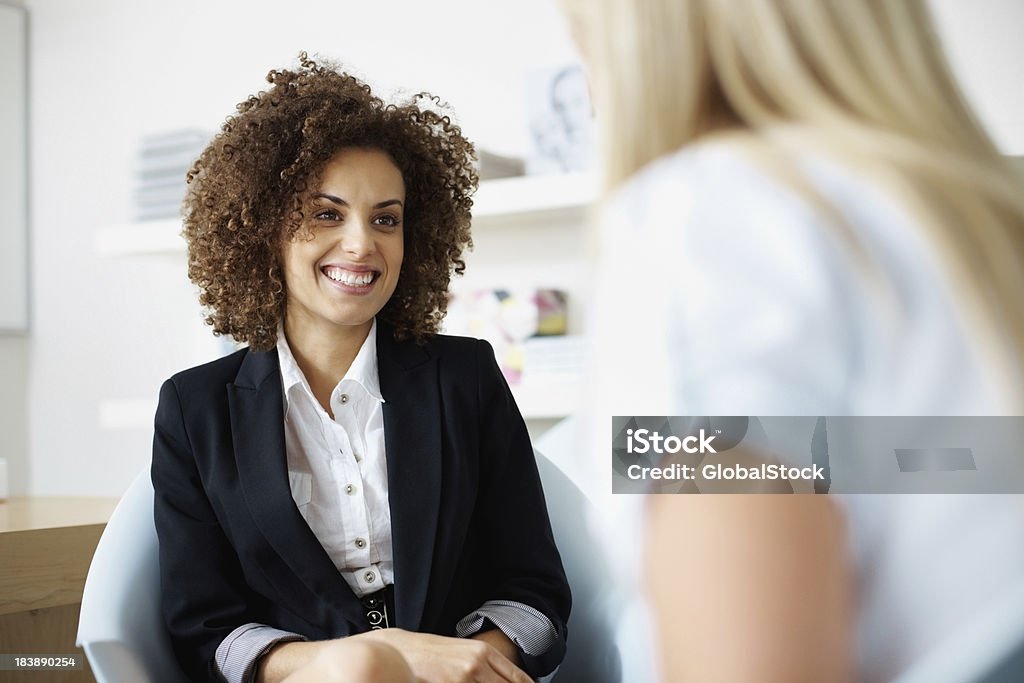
left=445, top=289, right=568, bottom=384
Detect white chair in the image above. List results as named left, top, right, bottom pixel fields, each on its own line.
left=77, top=469, right=189, bottom=683
left=891, top=574, right=1024, bottom=683
left=533, top=448, right=621, bottom=682
left=77, top=452, right=621, bottom=682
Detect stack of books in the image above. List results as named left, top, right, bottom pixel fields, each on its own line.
left=476, top=149, right=526, bottom=180
left=134, top=130, right=209, bottom=221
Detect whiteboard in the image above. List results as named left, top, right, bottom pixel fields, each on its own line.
left=0, top=3, right=28, bottom=332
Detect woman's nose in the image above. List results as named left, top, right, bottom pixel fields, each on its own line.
left=339, top=219, right=375, bottom=257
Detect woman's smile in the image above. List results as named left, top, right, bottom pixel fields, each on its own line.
left=320, top=264, right=380, bottom=293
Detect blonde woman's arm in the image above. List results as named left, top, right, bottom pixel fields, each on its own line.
left=646, top=495, right=854, bottom=683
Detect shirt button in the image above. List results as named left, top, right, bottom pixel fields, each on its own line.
left=339, top=393, right=349, bottom=405
left=345, top=483, right=357, bottom=495
left=364, top=571, right=376, bottom=583
left=355, top=538, right=366, bottom=549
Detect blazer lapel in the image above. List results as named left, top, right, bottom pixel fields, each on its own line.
left=227, top=349, right=367, bottom=632
left=377, top=327, right=442, bottom=631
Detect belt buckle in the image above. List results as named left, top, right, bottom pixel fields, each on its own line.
left=362, top=590, right=389, bottom=630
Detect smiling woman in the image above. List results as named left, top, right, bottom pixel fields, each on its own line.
left=152, top=55, right=571, bottom=683
left=183, top=54, right=477, bottom=353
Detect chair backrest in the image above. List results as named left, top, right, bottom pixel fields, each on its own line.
left=77, top=469, right=189, bottom=683
left=533, top=448, right=622, bottom=683
left=891, top=573, right=1024, bottom=683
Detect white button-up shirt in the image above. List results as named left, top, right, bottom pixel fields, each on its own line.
left=277, top=320, right=394, bottom=597
left=216, top=320, right=558, bottom=683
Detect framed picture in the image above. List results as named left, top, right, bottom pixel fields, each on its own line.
left=526, top=64, right=595, bottom=175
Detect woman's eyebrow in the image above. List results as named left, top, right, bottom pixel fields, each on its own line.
left=311, top=193, right=403, bottom=210
left=311, top=192, right=347, bottom=206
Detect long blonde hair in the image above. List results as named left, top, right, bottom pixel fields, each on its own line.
left=564, top=0, right=1024, bottom=408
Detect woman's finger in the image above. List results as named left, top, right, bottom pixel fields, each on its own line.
left=483, top=647, right=531, bottom=683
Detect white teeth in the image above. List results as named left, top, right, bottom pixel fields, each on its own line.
left=324, top=267, right=374, bottom=286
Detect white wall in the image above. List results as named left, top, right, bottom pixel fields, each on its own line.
left=929, top=0, right=1024, bottom=154
left=16, top=0, right=1024, bottom=496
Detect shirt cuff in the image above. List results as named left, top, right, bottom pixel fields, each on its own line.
left=215, top=623, right=307, bottom=683
left=455, top=599, right=558, bottom=657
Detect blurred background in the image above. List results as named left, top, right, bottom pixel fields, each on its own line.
left=0, top=0, right=1022, bottom=500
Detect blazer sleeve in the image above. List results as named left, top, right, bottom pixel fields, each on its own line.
left=473, top=339, right=572, bottom=678
left=152, top=377, right=265, bottom=682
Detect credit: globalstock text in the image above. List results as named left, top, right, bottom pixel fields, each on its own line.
left=625, top=462, right=826, bottom=482
left=623, top=428, right=825, bottom=482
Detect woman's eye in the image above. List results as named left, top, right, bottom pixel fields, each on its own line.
left=374, top=214, right=401, bottom=228
left=314, top=209, right=341, bottom=221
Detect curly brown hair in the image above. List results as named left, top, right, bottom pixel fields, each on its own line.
left=183, top=54, right=478, bottom=351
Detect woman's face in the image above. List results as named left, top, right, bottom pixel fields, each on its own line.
left=280, top=147, right=405, bottom=341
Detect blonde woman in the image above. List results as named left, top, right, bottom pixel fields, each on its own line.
left=561, top=1, right=1024, bottom=681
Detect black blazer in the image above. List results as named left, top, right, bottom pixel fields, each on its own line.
left=152, top=326, right=571, bottom=681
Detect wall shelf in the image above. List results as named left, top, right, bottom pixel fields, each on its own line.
left=511, top=381, right=581, bottom=420
left=94, top=172, right=597, bottom=258
left=472, top=172, right=596, bottom=220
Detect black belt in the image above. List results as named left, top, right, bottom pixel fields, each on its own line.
left=360, top=584, right=394, bottom=630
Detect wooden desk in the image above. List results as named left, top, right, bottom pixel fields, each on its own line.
left=0, top=497, right=119, bottom=682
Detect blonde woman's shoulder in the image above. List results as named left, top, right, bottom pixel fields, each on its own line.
left=613, top=136, right=776, bottom=199
left=609, top=135, right=836, bottom=234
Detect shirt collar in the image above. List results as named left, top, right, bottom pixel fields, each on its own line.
left=344, top=320, right=384, bottom=403
left=276, top=320, right=385, bottom=413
